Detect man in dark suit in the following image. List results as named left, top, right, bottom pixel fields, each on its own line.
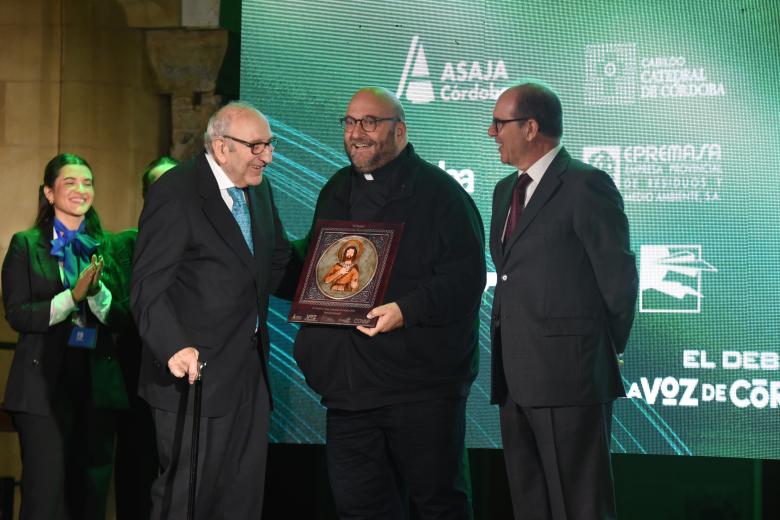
left=487, top=83, right=638, bottom=520
left=131, top=101, right=295, bottom=519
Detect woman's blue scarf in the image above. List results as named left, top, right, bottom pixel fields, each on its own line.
left=50, top=219, right=99, bottom=289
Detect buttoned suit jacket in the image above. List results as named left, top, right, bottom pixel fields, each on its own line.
left=489, top=147, right=638, bottom=407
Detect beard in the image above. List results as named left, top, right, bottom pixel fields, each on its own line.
left=344, top=127, right=401, bottom=173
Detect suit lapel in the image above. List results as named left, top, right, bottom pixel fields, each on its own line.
left=248, top=180, right=272, bottom=289
left=33, top=228, right=65, bottom=292
left=502, top=148, right=570, bottom=258
left=490, top=173, right=515, bottom=268
left=196, top=154, right=258, bottom=280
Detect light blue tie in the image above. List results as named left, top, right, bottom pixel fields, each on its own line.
left=227, top=187, right=254, bottom=255
left=228, top=187, right=260, bottom=331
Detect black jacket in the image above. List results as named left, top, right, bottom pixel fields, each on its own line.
left=293, top=144, right=486, bottom=410
left=2, top=227, right=129, bottom=414
left=131, top=153, right=295, bottom=417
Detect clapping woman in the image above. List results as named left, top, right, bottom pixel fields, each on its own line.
left=2, top=153, right=128, bottom=519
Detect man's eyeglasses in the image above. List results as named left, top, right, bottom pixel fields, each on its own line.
left=339, top=116, right=401, bottom=133
left=490, top=117, right=531, bottom=132
left=221, top=135, right=278, bottom=154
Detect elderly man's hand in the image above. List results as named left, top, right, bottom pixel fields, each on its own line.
left=357, top=302, right=404, bottom=337
left=168, top=347, right=200, bottom=384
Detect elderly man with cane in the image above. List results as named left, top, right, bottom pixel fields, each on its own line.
left=131, top=101, right=297, bottom=519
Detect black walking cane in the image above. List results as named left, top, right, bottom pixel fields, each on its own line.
left=187, top=361, right=206, bottom=520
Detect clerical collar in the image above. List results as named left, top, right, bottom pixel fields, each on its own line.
left=355, top=144, right=412, bottom=184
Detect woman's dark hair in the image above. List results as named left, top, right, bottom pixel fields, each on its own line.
left=35, top=153, right=103, bottom=236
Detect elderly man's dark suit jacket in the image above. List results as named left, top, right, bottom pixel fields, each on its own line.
left=489, top=147, right=638, bottom=407
left=131, top=153, right=294, bottom=417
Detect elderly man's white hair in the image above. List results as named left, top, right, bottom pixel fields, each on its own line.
left=203, top=101, right=266, bottom=154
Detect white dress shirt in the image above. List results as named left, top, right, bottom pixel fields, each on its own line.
left=502, top=143, right=564, bottom=241
left=205, top=152, right=240, bottom=211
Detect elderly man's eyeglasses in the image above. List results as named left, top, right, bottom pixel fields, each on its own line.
left=222, top=135, right=278, bottom=154
left=339, top=116, right=401, bottom=133
left=490, top=117, right=531, bottom=132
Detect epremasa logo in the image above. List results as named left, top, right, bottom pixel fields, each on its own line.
left=639, top=245, right=717, bottom=313
left=397, top=35, right=509, bottom=104
left=583, top=144, right=724, bottom=204
left=583, top=146, right=621, bottom=189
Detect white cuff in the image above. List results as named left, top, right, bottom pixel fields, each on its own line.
left=49, top=289, right=77, bottom=326
left=87, top=280, right=112, bottom=325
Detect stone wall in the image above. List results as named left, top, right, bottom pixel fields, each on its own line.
left=0, top=1, right=215, bottom=517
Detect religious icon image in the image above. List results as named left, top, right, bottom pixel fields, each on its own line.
left=316, top=237, right=378, bottom=299
left=288, top=220, right=403, bottom=327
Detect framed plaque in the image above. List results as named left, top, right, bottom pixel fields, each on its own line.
left=288, top=220, right=404, bottom=327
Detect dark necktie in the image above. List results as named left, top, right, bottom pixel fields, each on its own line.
left=504, top=172, right=532, bottom=241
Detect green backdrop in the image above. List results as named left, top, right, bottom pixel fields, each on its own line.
left=241, top=0, right=780, bottom=459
